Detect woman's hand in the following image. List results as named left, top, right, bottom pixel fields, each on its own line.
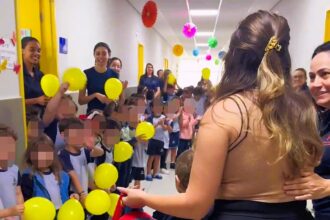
left=283, top=171, right=330, bottom=200
left=36, top=95, right=49, bottom=106
left=117, top=187, right=146, bottom=208
left=95, top=93, right=111, bottom=104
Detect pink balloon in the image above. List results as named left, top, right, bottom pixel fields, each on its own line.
left=182, top=22, right=197, bottom=38
left=206, top=54, right=212, bottom=61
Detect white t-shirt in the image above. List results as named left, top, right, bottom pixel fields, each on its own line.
left=194, top=95, right=207, bottom=117
left=151, top=115, right=166, bottom=141
left=43, top=172, right=62, bottom=209
left=132, top=142, right=148, bottom=168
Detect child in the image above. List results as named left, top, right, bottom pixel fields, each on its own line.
left=165, top=97, right=181, bottom=169
left=58, top=117, right=104, bottom=203
left=177, top=98, right=198, bottom=158
left=153, top=149, right=194, bottom=220
left=146, top=99, right=168, bottom=181
left=21, top=134, right=77, bottom=210
left=0, top=124, right=24, bottom=219
left=94, top=119, right=121, bottom=166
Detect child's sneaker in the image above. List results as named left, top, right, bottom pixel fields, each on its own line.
left=160, top=168, right=170, bottom=175
left=153, top=174, right=163, bottom=179
left=146, top=175, right=153, bottom=181
left=170, top=163, right=175, bottom=169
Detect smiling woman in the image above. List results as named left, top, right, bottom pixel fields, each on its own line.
left=78, top=42, right=119, bottom=114
left=22, top=37, right=48, bottom=111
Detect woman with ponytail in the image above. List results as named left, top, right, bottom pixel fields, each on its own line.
left=118, top=11, right=322, bottom=220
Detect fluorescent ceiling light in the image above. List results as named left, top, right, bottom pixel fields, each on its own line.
left=196, top=43, right=209, bottom=47
left=195, top=32, right=213, bottom=37
left=190, top=9, right=218, bottom=16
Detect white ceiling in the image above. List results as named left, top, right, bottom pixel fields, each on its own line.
left=128, top=0, right=282, bottom=57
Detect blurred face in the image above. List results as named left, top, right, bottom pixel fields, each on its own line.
left=157, top=70, right=164, bottom=78
left=103, top=129, right=121, bottom=147
left=27, top=120, right=43, bottom=138
left=309, top=52, right=330, bottom=109
left=184, top=98, right=196, bottom=114
left=153, top=102, right=163, bottom=116
left=94, top=46, right=110, bottom=68
left=22, top=41, right=41, bottom=65
left=110, top=60, right=122, bottom=74
left=64, top=128, right=85, bottom=148
left=0, top=136, right=15, bottom=169
left=146, top=64, right=153, bottom=76
left=31, top=144, right=54, bottom=169
left=56, top=99, right=77, bottom=120
left=292, top=70, right=307, bottom=89
left=165, top=99, right=180, bottom=118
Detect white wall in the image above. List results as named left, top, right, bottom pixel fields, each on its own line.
left=0, top=0, right=20, bottom=99
left=55, top=0, right=176, bottom=87
left=273, top=0, right=329, bottom=72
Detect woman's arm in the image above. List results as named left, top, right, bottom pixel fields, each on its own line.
left=120, top=99, right=241, bottom=219
left=25, top=96, right=48, bottom=106
left=78, top=86, right=96, bottom=105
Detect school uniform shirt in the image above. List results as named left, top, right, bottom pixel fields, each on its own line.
left=23, top=64, right=44, bottom=100
left=163, top=130, right=170, bottom=150
left=139, top=74, right=160, bottom=92
left=94, top=142, right=113, bottom=166
left=150, top=114, right=166, bottom=142
left=0, top=165, right=21, bottom=209
left=43, top=171, right=63, bottom=209
left=84, top=67, right=119, bottom=114
left=132, top=142, right=148, bottom=168
left=194, top=95, right=207, bottom=117
left=58, top=148, right=93, bottom=193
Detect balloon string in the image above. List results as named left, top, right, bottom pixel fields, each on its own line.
left=212, top=0, right=224, bottom=38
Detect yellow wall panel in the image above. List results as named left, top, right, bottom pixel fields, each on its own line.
left=325, top=10, right=330, bottom=42
left=138, top=44, right=144, bottom=81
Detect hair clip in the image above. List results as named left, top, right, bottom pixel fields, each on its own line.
left=265, top=36, right=282, bottom=53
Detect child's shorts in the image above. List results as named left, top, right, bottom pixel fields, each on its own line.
left=147, top=139, right=164, bottom=156
left=169, top=132, right=180, bottom=148
left=131, top=167, right=145, bottom=181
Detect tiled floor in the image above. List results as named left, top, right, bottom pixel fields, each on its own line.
left=139, top=168, right=177, bottom=215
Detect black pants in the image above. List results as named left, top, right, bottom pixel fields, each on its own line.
left=160, top=148, right=168, bottom=169
left=207, top=200, right=314, bottom=220
left=176, top=139, right=192, bottom=159
left=114, top=158, right=132, bottom=187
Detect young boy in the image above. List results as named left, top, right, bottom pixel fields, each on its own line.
left=57, top=117, right=104, bottom=203
left=153, top=149, right=194, bottom=220
left=0, top=124, right=24, bottom=220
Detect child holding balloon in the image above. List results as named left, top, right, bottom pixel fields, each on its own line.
left=21, top=134, right=78, bottom=211
left=57, top=117, right=104, bottom=203
left=0, top=124, right=24, bottom=220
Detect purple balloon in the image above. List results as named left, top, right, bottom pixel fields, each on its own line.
left=182, top=22, right=197, bottom=38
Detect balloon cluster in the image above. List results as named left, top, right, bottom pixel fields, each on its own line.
left=41, top=67, right=123, bottom=100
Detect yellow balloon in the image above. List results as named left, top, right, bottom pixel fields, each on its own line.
left=135, top=122, right=155, bottom=140
left=202, top=68, right=211, bottom=80
left=40, top=74, right=60, bottom=97
left=104, top=78, right=123, bottom=100
left=85, top=190, right=111, bottom=215
left=24, top=197, right=56, bottom=220
left=114, top=141, right=133, bottom=163
left=94, top=163, right=119, bottom=189
left=108, top=193, right=120, bottom=217
left=57, top=198, right=85, bottom=220
left=62, top=67, right=87, bottom=91
left=167, top=73, right=176, bottom=85
left=173, top=44, right=184, bottom=57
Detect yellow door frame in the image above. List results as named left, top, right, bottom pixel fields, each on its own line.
left=138, top=43, right=144, bottom=82
left=325, top=10, right=330, bottom=42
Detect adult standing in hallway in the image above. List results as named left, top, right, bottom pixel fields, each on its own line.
left=119, top=10, right=322, bottom=220
left=284, top=41, right=330, bottom=220
left=291, top=68, right=312, bottom=98
left=79, top=42, right=119, bottom=114
left=139, top=63, right=161, bottom=100
left=22, top=37, right=48, bottom=112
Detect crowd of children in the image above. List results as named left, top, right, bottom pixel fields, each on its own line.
left=0, top=65, right=213, bottom=219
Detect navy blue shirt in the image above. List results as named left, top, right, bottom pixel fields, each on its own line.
left=139, top=75, right=160, bottom=92
left=314, top=110, right=330, bottom=215
left=84, top=67, right=119, bottom=114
